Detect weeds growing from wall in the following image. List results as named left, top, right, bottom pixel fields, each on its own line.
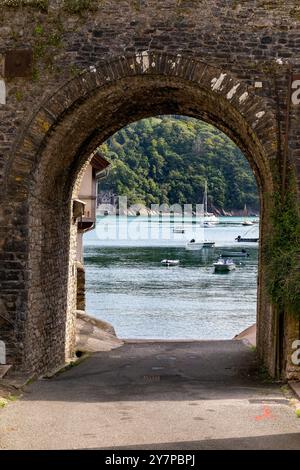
left=266, top=173, right=300, bottom=318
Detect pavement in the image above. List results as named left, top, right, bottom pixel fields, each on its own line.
left=0, top=340, right=299, bottom=450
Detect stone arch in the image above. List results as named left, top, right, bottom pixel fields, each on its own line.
left=2, top=52, right=280, bottom=375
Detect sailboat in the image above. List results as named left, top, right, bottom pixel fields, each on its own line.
left=202, top=180, right=219, bottom=224
left=242, top=204, right=253, bottom=226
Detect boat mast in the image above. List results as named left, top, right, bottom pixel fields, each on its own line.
left=204, top=180, right=208, bottom=215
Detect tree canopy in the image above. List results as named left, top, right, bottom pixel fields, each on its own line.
left=99, top=115, right=259, bottom=212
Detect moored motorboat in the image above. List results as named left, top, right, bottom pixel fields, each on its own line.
left=203, top=241, right=215, bottom=248
left=161, top=259, right=180, bottom=266
left=173, top=226, right=185, bottom=233
left=213, top=258, right=236, bottom=273
left=235, top=235, right=259, bottom=243
left=185, top=239, right=204, bottom=251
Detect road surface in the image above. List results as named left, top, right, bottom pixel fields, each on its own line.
left=0, top=340, right=299, bottom=449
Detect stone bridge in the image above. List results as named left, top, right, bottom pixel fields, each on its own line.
left=0, top=0, right=299, bottom=379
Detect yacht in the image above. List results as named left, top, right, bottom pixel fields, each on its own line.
left=202, top=180, right=219, bottom=224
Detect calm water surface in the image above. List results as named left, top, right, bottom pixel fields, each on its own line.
left=84, top=217, right=258, bottom=339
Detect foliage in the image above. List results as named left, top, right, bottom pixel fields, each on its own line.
left=2, top=0, right=49, bottom=11
left=99, top=116, right=259, bottom=211
left=63, top=0, right=98, bottom=13
left=31, top=20, right=64, bottom=80
left=265, top=176, right=300, bottom=318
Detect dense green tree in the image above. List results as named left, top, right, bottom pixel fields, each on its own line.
left=99, top=116, right=259, bottom=212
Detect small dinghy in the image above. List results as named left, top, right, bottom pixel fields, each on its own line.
left=161, top=259, right=180, bottom=266
left=213, top=257, right=236, bottom=273
left=235, top=235, right=259, bottom=243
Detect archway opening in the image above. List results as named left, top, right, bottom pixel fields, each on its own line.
left=82, top=115, right=260, bottom=342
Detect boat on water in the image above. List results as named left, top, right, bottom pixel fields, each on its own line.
left=203, top=221, right=213, bottom=227
left=235, top=235, right=259, bottom=243
left=185, top=239, right=204, bottom=251
left=221, top=249, right=249, bottom=257
left=173, top=226, right=185, bottom=233
left=214, top=258, right=236, bottom=273
left=202, top=180, right=219, bottom=224
left=242, top=204, right=253, bottom=226
left=203, top=241, right=215, bottom=248
left=161, top=259, right=180, bottom=266
left=242, top=220, right=253, bottom=226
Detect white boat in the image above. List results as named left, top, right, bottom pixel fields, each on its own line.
left=161, top=259, right=180, bottom=266
left=203, top=221, right=213, bottom=227
left=242, top=204, right=253, bottom=226
left=213, top=258, right=236, bottom=273
left=185, top=239, right=204, bottom=251
left=203, top=241, right=215, bottom=248
left=203, top=180, right=219, bottom=224
left=242, top=220, right=253, bottom=226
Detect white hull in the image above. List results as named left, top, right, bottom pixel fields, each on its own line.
left=185, top=242, right=203, bottom=251
left=213, top=258, right=236, bottom=272
left=203, top=214, right=219, bottom=223
left=242, top=220, right=253, bottom=226
left=161, top=259, right=180, bottom=266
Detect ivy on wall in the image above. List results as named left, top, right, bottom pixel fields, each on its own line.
left=266, top=173, right=300, bottom=318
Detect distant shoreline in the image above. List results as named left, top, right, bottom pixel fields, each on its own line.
left=96, top=208, right=260, bottom=217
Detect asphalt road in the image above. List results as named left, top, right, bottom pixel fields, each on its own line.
left=0, top=340, right=299, bottom=450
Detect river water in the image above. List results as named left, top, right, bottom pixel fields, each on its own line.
left=84, top=216, right=259, bottom=340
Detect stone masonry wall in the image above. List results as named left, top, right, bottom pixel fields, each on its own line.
left=0, top=1, right=299, bottom=376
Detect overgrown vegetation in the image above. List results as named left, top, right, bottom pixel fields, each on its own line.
left=99, top=116, right=259, bottom=211
left=266, top=174, right=300, bottom=318
left=2, top=0, right=101, bottom=13
left=2, top=0, right=49, bottom=11
left=63, top=0, right=99, bottom=13
left=31, top=20, right=64, bottom=80
left=0, top=394, right=19, bottom=408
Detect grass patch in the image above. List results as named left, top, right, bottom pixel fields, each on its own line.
left=296, top=408, right=300, bottom=418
